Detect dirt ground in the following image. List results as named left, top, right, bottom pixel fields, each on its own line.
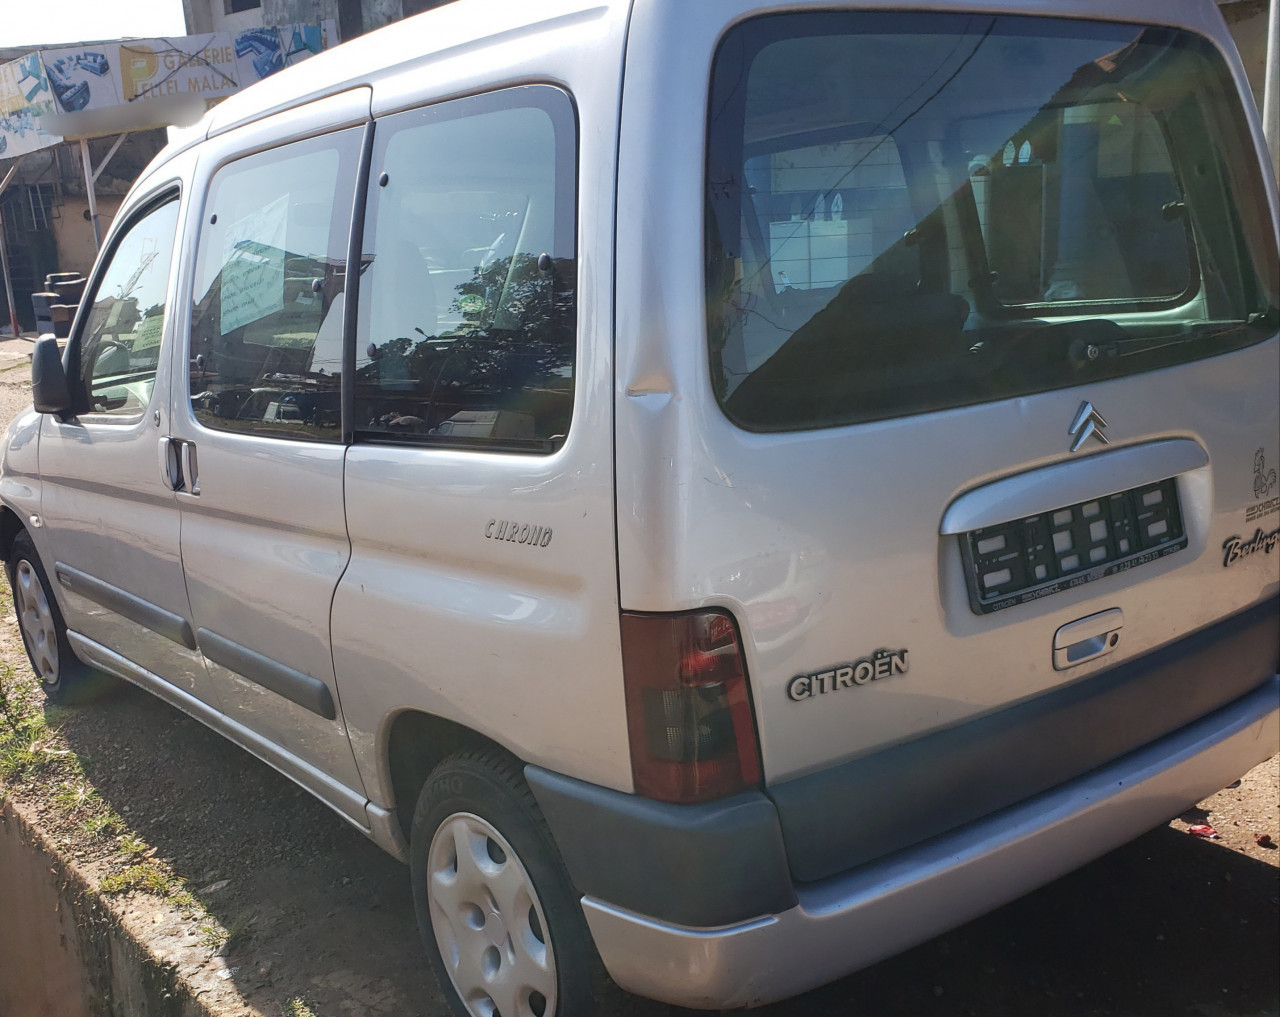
left=0, top=337, right=1276, bottom=1017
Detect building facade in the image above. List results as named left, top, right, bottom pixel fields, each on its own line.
left=182, top=0, right=455, bottom=45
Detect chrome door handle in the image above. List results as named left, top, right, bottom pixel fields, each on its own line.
left=1053, top=608, right=1123, bottom=670
left=160, top=437, right=182, bottom=490
left=159, top=438, right=198, bottom=494
left=179, top=441, right=199, bottom=496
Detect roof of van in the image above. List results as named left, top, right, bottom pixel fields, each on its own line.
left=148, top=0, right=622, bottom=170
left=142, top=0, right=1232, bottom=178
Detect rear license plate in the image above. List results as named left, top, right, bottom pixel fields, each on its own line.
left=961, top=478, right=1186, bottom=614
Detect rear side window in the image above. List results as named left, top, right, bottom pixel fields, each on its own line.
left=706, top=14, right=1279, bottom=431
left=189, top=129, right=362, bottom=442
left=354, top=86, right=577, bottom=453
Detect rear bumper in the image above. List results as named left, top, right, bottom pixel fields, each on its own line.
left=579, top=674, right=1279, bottom=1009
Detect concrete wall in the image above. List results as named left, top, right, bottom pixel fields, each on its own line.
left=184, top=0, right=457, bottom=42
left=214, top=6, right=269, bottom=36
left=265, top=0, right=342, bottom=29
left=361, top=0, right=403, bottom=32
left=54, top=195, right=124, bottom=279
left=1220, top=0, right=1270, bottom=113
left=49, top=131, right=167, bottom=279
left=0, top=803, right=213, bottom=1017
left=185, top=0, right=267, bottom=36
left=0, top=808, right=92, bottom=1017
left=400, top=0, right=454, bottom=15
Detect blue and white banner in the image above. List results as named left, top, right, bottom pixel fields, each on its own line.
left=1, top=21, right=337, bottom=158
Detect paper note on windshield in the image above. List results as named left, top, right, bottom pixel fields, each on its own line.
left=131, top=310, right=164, bottom=351
left=220, top=194, right=288, bottom=335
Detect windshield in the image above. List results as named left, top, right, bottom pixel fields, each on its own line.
left=706, top=13, right=1278, bottom=431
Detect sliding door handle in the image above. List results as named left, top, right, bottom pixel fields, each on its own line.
left=179, top=441, right=199, bottom=496
left=159, top=438, right=198, bottom=494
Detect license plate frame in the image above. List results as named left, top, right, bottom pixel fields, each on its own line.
left=960, top=477, right=1187, bottom=614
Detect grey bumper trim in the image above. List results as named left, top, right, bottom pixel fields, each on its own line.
left=526, top=769, right=795, bottom=927
left=771, top=595, right=1278, bottom=882
left=582, top=676, right=1280, bottom=1010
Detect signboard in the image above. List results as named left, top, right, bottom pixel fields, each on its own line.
left=40, top=43, right=125, bottom=113
left=0, top=52, right=61, bottom=158
left=0, top=22, right=337, bottom=158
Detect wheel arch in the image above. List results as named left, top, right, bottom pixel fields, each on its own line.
left=384, top=708, right=522, bottom=845
left=0, top=506, right=25, bottom=564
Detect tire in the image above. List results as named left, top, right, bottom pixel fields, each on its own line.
left=410, top=750, right=642, bottom=1017
left=5, top=530, right=113, bottom=705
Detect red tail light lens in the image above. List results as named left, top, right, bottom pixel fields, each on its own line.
left=620, top=610, right=762, bottom=803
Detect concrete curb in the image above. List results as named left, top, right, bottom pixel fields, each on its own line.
left=1, top=799, right=220, bottom=1017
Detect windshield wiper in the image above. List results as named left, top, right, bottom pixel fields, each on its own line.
left=1076, top=319, right=1265, bottom=362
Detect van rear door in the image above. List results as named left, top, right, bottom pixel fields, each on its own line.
left=615, top=5, right=1279, bottom=878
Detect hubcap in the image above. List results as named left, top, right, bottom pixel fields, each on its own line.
left=14, top=559, right=59, bottom=683
left=427, top=813, right=556, bottom=1017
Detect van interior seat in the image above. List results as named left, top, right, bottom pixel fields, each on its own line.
left=369, top=237, right=439, bottom=346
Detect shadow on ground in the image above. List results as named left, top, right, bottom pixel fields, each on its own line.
left=55, top=682, right=438, bottom=1016
left=56, top=682, right=1280, bottom=1017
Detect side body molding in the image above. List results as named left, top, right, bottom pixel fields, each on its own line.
left=196, top=629, right=337, bottom=721
left=55, top=562, right=197, bottom=650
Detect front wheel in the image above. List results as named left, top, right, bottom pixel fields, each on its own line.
left=5, top=530, right=113, bottom=704
left=410, top=751, right=632, bottom=1017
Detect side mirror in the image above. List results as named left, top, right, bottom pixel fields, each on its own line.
left=31, top=335, right=72, bottom=417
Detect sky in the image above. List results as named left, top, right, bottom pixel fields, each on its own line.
left=3, top=0, right=188, bottom=48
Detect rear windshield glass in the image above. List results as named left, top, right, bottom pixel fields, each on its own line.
left=706, top=13, right=1278, bottom=431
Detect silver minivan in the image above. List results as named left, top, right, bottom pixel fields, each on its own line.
left=3, top=0, right=1278, bottom=1012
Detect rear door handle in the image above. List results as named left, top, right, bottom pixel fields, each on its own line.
left=1053, top=608, right=1123, bottom=670
left=179, top=441, right=199, bottom=496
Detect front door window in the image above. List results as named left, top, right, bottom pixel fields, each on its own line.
left=78, top=195, right=181, bottom=417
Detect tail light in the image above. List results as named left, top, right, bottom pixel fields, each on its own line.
left=620, top=610, right=763, bottom=803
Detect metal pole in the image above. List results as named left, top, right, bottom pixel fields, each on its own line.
left=94, top=133, right=128, bottom=187
left=0, top=208, right=19, bottom=338
left=0, top=155, right=26, bottom=338
left=1264, top=0, right=1279, bottom=181
left=80, top=137, right=101, bottom=252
